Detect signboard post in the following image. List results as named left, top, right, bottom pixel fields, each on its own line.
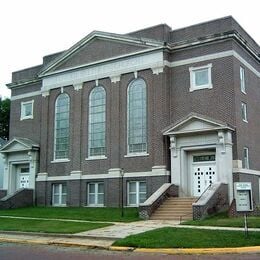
left=234, top=182, right=253, bottom=238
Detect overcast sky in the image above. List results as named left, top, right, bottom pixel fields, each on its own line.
left=0, top=0, right=259, bottom=98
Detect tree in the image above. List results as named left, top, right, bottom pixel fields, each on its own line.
left=0, top=97, right=10, bottom=140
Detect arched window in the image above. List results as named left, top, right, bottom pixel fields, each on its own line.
left=127, top=78, right=147, bottom=154
left=54, top=93, right=70, bottom=160
left=88, top=86, right=106, bottom=157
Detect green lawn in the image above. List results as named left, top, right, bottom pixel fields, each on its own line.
left=0, top=217, right=111, bottom=234
left=113, top=227, right=260, bottom=248
left=182, top=212, right=260, bottom=228
left=0, top=207, right=139, bottom=222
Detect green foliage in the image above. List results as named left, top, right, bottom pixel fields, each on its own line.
left=113, top=227, right=260, bottom=248
left=0, top=206, right=140, bottom=222
left=0, top=217, right=111, bottom=233
left=0, top=97, right=10, bottom=140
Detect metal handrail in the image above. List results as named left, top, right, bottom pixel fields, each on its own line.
left=195, top=183, right=212, bottom=203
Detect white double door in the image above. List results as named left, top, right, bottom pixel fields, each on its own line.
left=192, top=160, right=217, bottom=197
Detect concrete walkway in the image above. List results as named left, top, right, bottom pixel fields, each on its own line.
left=77, top=220, right=180, bottom=239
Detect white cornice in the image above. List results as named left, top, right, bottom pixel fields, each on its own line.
left=11, top=91, right=41, bottom=101
left=40, top=47, right=163, bottom=78
left=167, top=50, right=260, bottom=78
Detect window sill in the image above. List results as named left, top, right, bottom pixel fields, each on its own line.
left=51, top=159, right=70, bottom=163
left=124, top=153, right=149, bottom=158
left=241, top=90, right=247, bottom=95
left=20, top=116, right=33, bottom=121
left=52, top=204, right=67, bottom=207
left=189, top=84, right=213, bottom=92
left=85, top=156, right=107, bottom=161
left=86, top=204, right=104, bottom=207
left=242, top=119, right=248, bottom=123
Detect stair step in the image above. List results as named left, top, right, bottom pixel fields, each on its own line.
left=150, top=197, right=196, bottom=220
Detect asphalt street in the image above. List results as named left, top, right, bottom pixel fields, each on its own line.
left=1, top=243, right=260, bottom=260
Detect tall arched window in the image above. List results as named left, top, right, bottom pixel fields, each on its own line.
left=127, top=78, right=147, bottom=154
left=88, top=86, right=106, bottom=157
left=54, top=93, right=70, bottom=160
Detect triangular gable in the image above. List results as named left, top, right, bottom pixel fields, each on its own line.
left=39, top=31, right=163, bottom=76
left=0, top=137, right=39, bottom=153
left=163, top=113, right=234, bottom=136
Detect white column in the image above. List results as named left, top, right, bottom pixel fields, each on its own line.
left=216, top=130, right=233, bottom=203
left=170, top=136, right=181, bottom=186
left=2, top=154, right=9, bottom=190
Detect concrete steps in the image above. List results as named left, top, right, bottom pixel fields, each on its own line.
left=150, top=197, right=197, bottom=221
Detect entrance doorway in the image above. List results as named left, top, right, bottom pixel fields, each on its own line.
left=192, top=154, right=216, bottom=197
left=16, top=164, right=30, bottom=189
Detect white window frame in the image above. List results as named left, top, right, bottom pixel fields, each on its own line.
left=127, top=78, right=147, bottom=156
left=20, top=100, right=34, bottom=120
left=241, top=102, right=248, bottom=122
left=88, top=86, right=106, bottom=159
left=52, top=183, right=67, bottom=206
left=243, top=147, right=249, bottom=169
left=127, top=181, right=146, bottom=206
left=189, top=64, right=213, bottom=92
left=87, top=182, right=104, bottom=207
left=54, top=93, right=70, bottom=161
left=240, top=66, right=246, bottom=94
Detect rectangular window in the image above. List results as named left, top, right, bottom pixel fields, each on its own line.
left=240, top=67, right=246, bottom=93
left=243, top=147, right=249, bottom=169
left=189, top=64, right=212, bottom=92
left=87, top=182, right=104, bottom=206
left=20, top=100, right=34, bottom=120
left=127, top=181, right=146, bottom=206
left=241, top=102, right=248, bottom=122
left=52, top=183, right=67, bottom=206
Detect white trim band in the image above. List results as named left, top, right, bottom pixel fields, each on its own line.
left=233, top=168, right=260, bottom=177
left=36, top=169, right=170, bottom=182
left=11, top=91, right=41, bottom=101
left=41, top=51, right=164, bottom=92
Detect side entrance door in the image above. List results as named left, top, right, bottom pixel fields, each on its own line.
left=192, top=154, right=217, bottom=197
left=16, top=164, right=30, bottom=189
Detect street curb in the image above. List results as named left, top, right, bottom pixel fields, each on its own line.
left=2, top=236, right=260, bottom=255
left=132, top=246, right=260, bottom=255
left=0, top=237, right=110, bottom=250
left=0, top=231, right=116, bottom=241
left=109, top=246, right=135, bottom=251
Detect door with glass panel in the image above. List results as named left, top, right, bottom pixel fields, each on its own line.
left=16, top=164, right=30, bottom=190
left=88, top=183, right=104, bottom=206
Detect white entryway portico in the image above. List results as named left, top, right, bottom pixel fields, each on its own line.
left=0, top=138, right=39, bottom=194
left=163, top=113, right=234, bottom=202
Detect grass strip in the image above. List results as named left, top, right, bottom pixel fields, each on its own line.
left=182, top=212, right=260, bottom=228
left=113, top=227, right=260, bottom=248
left=0, top=217, right=111, bottom=234
left=0, top=207, right=139, bottom=222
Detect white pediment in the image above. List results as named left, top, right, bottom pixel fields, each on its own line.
left=40, top=31, right=163, bottom=77
left=163, top=114, right=233, bottom=136
left=0, top=138, right=39, bottom=153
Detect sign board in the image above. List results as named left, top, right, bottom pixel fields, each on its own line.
left=234, top=182, right=253, bottom=212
